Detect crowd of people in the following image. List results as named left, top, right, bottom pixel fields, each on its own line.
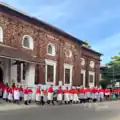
left=0, top=83, right=119, bottom=106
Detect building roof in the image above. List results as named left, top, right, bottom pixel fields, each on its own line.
left=0, top=2, right=102, bottom=56
left=82, top=46, right=102, bottom=56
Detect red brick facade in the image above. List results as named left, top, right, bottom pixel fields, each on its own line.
left=0, top=3, right=101, bottom=87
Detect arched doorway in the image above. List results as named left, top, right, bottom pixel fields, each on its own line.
left=0, top=67, right=3, bottom=83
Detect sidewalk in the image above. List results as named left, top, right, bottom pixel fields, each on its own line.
left=0, top=101, right=38, bottom=111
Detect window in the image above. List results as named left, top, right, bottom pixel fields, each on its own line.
left=0, top=26, right=3, bottom=42
left=89, top=75, right=93, bottom=83
left=47, top=43, right=56, bottom=56
left=22, top=35, right=34, bottom=49
left=45, top=59, right=56, bottom=84
left=47, top=65, right=54, bottom=82
left=64, top=64, right=73, bottom=85
left=65, top=69, right=70, bottom=84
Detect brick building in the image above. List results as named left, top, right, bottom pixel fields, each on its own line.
left=0, top=2, right=102, bottom=88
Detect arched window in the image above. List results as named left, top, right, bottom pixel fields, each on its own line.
left=0, top=26, right=3, bottom=42
left=22, top=35, right=34, bottom=50
left=47, top=43, right=56, bottom=56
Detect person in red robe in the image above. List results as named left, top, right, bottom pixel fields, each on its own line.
left=8, top=87, right=13, bottom=102
left=73, top=87, right=79, bottom=104
left=28, top=88, right=33, bottom=104
left=79, top=87, right=85, bottom=103
left=19, top=85, right=23, bottom=101
left=104, top=88, right=110, bottom=100
left=69, top=87, right=74, bottom=104
left=0, top=83, right=4, bottom=98
left=36, top=86, right=41, bottom=105
left=64, top=87, right=70, bottom=104
left=24, top=87, right=29, bottom=105
left=47, top=85, right=54, bottom=105
left=44, top=89, right=48, bottom=103
left=13, top=85, right=20, bottom=104
left=57, top=86, right=63, bottom=105
left=3, top=83, right=9, bottom=101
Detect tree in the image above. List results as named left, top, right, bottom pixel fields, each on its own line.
left=82, top=40, right=92, bottom=48
left=100, top=53, right=120, bottom=88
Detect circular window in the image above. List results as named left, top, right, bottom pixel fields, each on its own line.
left=90, top=61, right=95, bottom=68
left=81, top=58, right=85, bottom=66
left=65, top=49, right=72, bottom=58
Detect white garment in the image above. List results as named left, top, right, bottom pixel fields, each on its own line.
left=14, top=90, right=20, bottom=100
left=57, top=94, right=63, bottom=101
left=28, top=93, right=32, bottom=100
left=95, top=92, right=98, bottom=99
left=48, top=92, right=53, bottom=101
left=69, top=93, right=73, bottom=100
left=86, top=92, right=91, bottom=98
left=105, top=93, right=110, bottom=95
left=79, top=93, right=85, bottom=99
left=44, top=95, right=48, bottom=102
left=20, top=91, right=24, bottom=98
left=73, top=94, right=79, bottom=102
left=24, top=94, right=28, bottom=101
left=36, top=94, right=41, bottom=101
left=99, top=92, right=104, bottom=99
left=92, top=93, right=98, bottom=99
left=8, top=93, right=13, bottom=101
left=64, top=93, right=70, bottom=101
left=3, top=90, right=8, bottom=99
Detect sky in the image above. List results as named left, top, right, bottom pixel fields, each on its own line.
left=1, top=0, right=120, bottom=64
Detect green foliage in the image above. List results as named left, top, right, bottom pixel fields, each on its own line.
left=101, top=53, right=120, bottom=88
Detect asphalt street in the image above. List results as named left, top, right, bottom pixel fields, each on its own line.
left=0, top=101, right=120, bottom=120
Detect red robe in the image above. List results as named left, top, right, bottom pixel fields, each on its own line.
left=24, top=89, right=28, bottom=94
left=48, top=87, right=53, bottom=93
left=36, top=88, right=41, bottom=94
left=57, top=89, right=63, bottom=94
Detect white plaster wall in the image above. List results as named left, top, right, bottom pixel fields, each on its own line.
left=25, top=63, right=35, bottom=86
left=3, top=59, right=10, bottom=84
left=10, top=60, right=17, bottom=84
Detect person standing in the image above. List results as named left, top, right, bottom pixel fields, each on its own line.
left=64, top=87, right=70, bottom=104
left=24, top=86, right=29, bottom=105
left=99, top=87, right=104, bottom=102
left=36, top=86, right=41, bottom=105
left=86, top=87, right=91, bottom=102
left=73, top=87, right=79, bottom=104
left=28, top=88, right=33, bottom=104
left=57, top=86, right=63, bottom=105
left=47, top=85, right=54, bottom=105
left=14, top=85, right=20, bottom=104
left=69, top=87, right=74, bottom=104
left=79, top=87, right=85, bottom=103
left=8, top=87, right=13, bottom=103
left=40, top=89, right=45, bottom=106
left=19, top=86, right=23, bottom=101
left=104, top=88, right=110, bottom=100
left=3, top=83, right=9, bottom=102
left=44, top=89, right=48, bottom=103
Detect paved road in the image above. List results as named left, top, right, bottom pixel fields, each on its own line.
left=0, top=101, right=120, bottom=120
